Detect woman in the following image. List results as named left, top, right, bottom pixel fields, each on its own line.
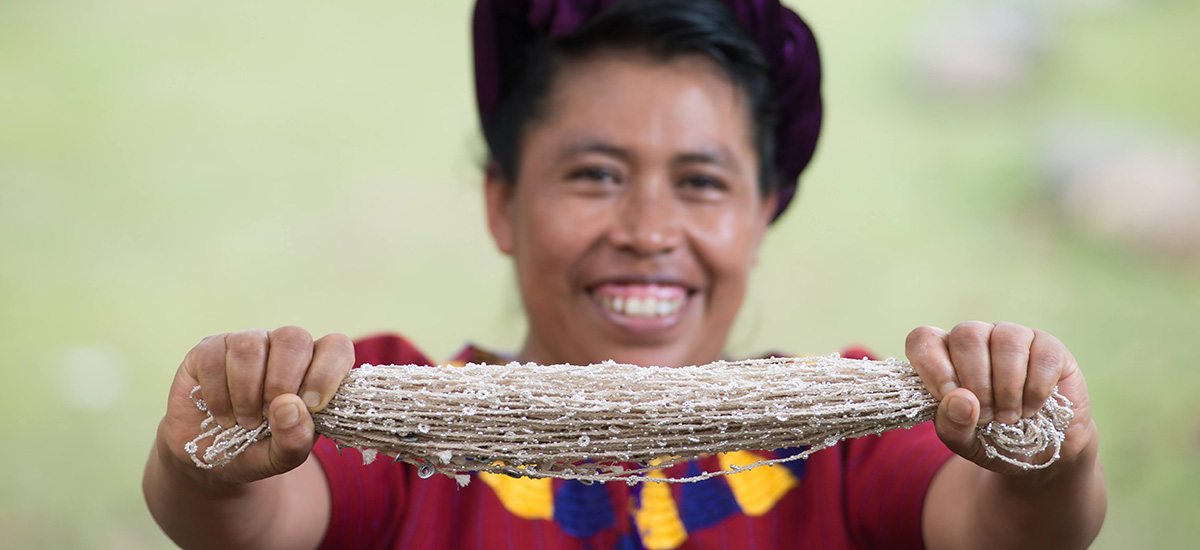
left=143, top=1, right=1106, bottom=548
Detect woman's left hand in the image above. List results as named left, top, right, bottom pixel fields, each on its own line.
left=905, top=321, right=1098, bottom=477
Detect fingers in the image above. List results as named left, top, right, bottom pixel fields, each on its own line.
left=265, top=393, right=316, bottom=475
left=263, top=326, right=314, bottom=406
left=905, top=326, right=957, bottom=400
left=226, top=329, right=269, bottom=429
left=189, top=335, right=236, bottom=428
left=989, top=322, right=1033, bottom=424
left=933, top=387, right=985, bottom=463
left=1024, top=329, right=1068, bottom=419
left=909, top=322, right=1030, bottom=426
left=300, top=333, right=354, bottom=412
left=170, top=326, right=344, bottom=482
left=947, top=321, right=995, bottom=424
left=912, top=321, right=1084, bottom=473
left=186, top=327, right=333, bottom=431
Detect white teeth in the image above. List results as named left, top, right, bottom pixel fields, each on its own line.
left=598, top=294, right=685, bottom=318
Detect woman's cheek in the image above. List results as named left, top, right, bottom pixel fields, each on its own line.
left=693, top=207, right=760, bottom=268
left=694, top=210, right=761, bottom=312
left=523, top=195, right=609, bottom=283
left=542, top=199, right=612, bottom=251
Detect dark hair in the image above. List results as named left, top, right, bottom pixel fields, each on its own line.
left=483, top=0, right=780, bottom=195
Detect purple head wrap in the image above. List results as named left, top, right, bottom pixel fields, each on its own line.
left=472, top=0, right=822, bottom=220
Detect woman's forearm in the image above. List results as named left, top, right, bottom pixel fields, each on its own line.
left=925, top=421, right=1107, bottom=549
left=142, top=423, right=329, bottom=550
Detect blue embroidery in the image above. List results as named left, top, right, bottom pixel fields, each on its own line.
left=678, top=461, right=741, bottom=532
left=615, top=532, right=645, bottom=550
left=776, top=447, right=810, bottom=480
left=553, top=480, right=616, bottom=538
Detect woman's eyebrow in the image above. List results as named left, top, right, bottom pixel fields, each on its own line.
left=674, top=146, right=739, bottom=170
left=556, top=139, right=740, bottom=171
left=557, top=140, right=631, bottom=162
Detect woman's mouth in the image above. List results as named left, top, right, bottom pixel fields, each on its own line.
left=594, top=284, right=686, bottom=318
left=588, top=282, right=693, bottom=334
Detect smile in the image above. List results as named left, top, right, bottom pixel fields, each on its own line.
left=597, top=293, right=685, bottom=318
left=589, top=282, right=691, bottom=322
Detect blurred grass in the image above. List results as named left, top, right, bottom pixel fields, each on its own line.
left=1, top=1, right=1197, bottom=547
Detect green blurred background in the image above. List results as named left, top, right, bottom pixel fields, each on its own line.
left=2, top=1, right=1198, bottom=547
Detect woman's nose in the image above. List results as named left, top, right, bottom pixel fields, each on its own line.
left=608, top=180, right=683, bottom=256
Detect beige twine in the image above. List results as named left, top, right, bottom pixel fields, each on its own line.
left=185, top=355, right=1073, bottom=485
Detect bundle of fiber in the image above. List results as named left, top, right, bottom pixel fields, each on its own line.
left=185, top=355, right=1073, bottom=485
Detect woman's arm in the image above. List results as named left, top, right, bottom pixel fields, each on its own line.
left=923, top=425, right=1106, bottom=549
left=142, top=328, right=353, bottom=549
left=143, top=442, right=330, bottom=549
left=907, top=322, right=1107, bottom=549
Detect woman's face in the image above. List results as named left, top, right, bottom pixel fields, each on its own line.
left=486, top=52, right=776, bottom=367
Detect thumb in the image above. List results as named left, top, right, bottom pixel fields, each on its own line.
left=934, top=388, right=987, bottom=465
left=265, top=393, right=315, bottom=475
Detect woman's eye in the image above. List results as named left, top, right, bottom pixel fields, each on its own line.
left=679, top=175, right=727, bottom=191
left=569, top=167, right=620, bottom=184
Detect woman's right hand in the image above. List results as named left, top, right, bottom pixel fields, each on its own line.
left=154, top=327, right=354, bottom=485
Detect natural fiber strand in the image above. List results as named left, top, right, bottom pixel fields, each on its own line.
left=185, top=355, right=1074, bottom=485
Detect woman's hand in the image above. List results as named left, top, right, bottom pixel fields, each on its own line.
left=906, top=321, right=1098, bottom=477
left=154, top=327, right=354, bottom=485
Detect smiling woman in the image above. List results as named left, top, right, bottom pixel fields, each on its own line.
left=487, top=52, right=774, bottom=369
left=480, top=0, right=799, bottom=371
left=142, top=0, right=1106, bottom=549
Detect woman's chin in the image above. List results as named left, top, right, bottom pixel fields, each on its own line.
left=589, top=347, right=692, bottom=368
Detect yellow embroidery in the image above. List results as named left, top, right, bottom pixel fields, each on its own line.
left=718, top=451, right=797, bottom=516
left=634, top=470, right=688, bottom=550
left=478, top=472, right=554, bottom=520
left=477, top=452, right=798, bottom=544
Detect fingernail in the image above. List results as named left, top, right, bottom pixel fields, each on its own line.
left=1022, top=405, right=1038, bottom=419
left=947, top=395, right=972, bottom=425
left=997, top=410, right=1019, bottom=424
left=277, top=402, right=301, bottom=429
left=237, top=415, right=261, bottom=430
left=938, top=382, right=958, bottom=399
left=302, top=391, right=321, bottom=410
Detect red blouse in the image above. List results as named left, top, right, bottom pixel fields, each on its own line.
left=313, top=333, right=953, bottom=549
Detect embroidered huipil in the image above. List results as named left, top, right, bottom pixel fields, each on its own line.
left=313, top=334, right=953, bottom=549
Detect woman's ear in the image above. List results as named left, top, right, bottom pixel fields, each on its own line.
left=484, top=163, right=516, bottom=256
